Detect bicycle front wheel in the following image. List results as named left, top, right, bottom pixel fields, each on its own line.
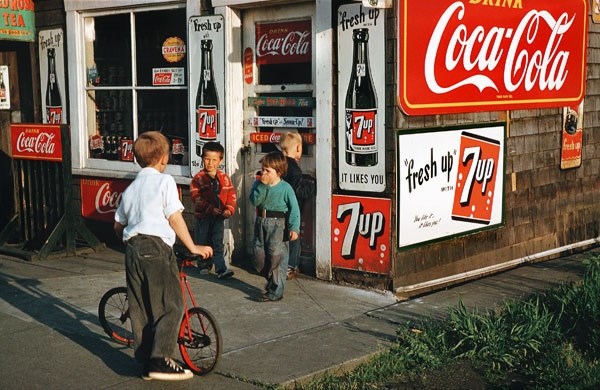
left=98, top=287, right=134, bottom=346
left=178, top=307, right=222, bottom=375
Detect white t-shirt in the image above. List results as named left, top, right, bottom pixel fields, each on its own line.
left=114, top=167, right=184, bottom=247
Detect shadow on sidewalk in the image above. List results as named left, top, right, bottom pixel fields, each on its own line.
left=186, top=263, right=265, bottom=301
left=0, top=270, right=137, bottom=377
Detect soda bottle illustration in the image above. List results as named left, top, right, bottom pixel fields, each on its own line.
left=46, top=48, right=62, bottom=124
left=195, top=39, right=219, bottom=156
left=345, top=28, right=377, bottom=167
left=0, top=72, right=6, bottom=103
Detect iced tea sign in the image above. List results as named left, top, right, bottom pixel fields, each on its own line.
left=397, top=123, right=505, bottom=248
left=397, top=0, right=588, bottom=115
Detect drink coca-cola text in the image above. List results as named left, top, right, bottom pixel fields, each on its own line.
left=16, top=131, right=56, bottom=155
left=256, top=30, right=310, bottom=58
left=425, top=2, right=571, bottom=94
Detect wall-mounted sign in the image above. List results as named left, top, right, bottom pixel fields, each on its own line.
left=397, top=123, right=505, bottom=248
left=332, top=194, right=391, bottom=275
left=561, top=102, right=583, bottom=169
left=0, top=65, right=10, bottom=109
left=594, top=0, right=600, bottom=24
left=251, top=116, right=314, bottom=128
left=0, top=0, right=35, bottom=42
left=397, top=1, right=588, bottom=115
left=255, top=20, right=311, bottom=65
left=152, top=67, right=184, bottom=85
left=39, top=29, right=67, bottom=124
left=244, top=47, right=253, bottom=84
left=249, top=132, right=316, bottom=145
left=81, top=177, right=183, bottom=222
left=337, top=3, right=386, bottom=193
left=11, top=124, right=63, bottom=162
left=248, top=96, right=315, bottom=108
left=188, top=15, right=225, bottom=176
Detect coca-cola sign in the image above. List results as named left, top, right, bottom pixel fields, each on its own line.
left=11, top=124, right=62, bottom=161
left=81, top=178, right=130, bottom=222
left=397, top=0, right=588, bottom=115
left=255, top=20, right=311, bottom=65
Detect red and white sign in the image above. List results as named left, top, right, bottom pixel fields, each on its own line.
left=243, top=47, right=253, bottom=84
left=11, top=124, right=62, bottom=161
left=152, top=68, right=184, bottom=86
left=331, top=195, right=391, bottom=275
left=561, top=102, right=583, bottom=169
left=397, top=0, right=588, bottom=115
left=255, top=20, right=311, bottom=65
left=249, top=131, right=316, bottom=145
left=397, top=123, right=505, bottom=248
left=81, top=178, right=130, bottom=222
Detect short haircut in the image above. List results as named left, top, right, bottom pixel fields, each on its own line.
left=133, top=131, right=169, bottom=168
left=260, top=151, right=288, bottom=177
left=201, top=141, right=225, bottom=158
left=279, top=131, right=302, bottom=153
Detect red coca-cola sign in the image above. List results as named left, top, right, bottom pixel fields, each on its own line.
left=11, top=124, right=62, bottom=161
left=397, top=0, right=588, bottom=115
left=255, top=20, right=311, bottom=65
left=81, top=178, right=131, bottom=222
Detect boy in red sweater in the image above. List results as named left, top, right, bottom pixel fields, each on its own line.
left=190, top=142, right=237, bottom=279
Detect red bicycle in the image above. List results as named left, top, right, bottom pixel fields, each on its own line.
left=98, top=245, right=221, bottom=375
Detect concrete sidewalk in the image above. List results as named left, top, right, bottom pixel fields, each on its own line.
left=0, top=245, right=598, bottom=389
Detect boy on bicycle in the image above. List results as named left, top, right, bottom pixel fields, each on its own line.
left=114, top=131, right=212, bottom=381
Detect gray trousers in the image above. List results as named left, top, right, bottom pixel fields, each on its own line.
left=252, top=216, right=288, bottom=299
left=125, top=235, right=183, bottom=363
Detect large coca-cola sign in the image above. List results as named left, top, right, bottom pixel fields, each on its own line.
left=397, top=0, right=588, bottom=115
left=11, top=124, right=62, bottom=161
left=255, top=20, right=311, bottom=65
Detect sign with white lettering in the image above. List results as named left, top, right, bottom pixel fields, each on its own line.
left=332, top=194, right=391, bottom=274
left=11, top=124, right=62, bottom=161
left=397, top=123, right=505, bottom=248
left=255, top=20, right=311, bottom=65
left=152, top=67, right=184, bottom=85
left=397, top=0, right=588, bottom=115
left=249, top=132, right=316, bottom=145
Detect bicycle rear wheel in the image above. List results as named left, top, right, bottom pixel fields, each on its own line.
left=98, top=287, right=134, bottom=346
left=178, top=307, right=222, bottom=375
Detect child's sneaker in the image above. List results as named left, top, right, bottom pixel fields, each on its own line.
left=148, top=357, right=193, bottom=381
left=217, top=269, right=234, bottom=279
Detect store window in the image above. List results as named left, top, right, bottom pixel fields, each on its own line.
left=83, top=7, right=188, bottom=171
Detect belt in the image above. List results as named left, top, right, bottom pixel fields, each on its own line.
left=256, top=208, right=286, bottom=218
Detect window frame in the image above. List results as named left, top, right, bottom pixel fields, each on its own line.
left=67, top=2, right=190, bottom=180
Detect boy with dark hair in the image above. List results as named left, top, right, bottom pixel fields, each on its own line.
left=114, top=131, right=213, bottom=381
left=190, top=141, right=237, bottom=279
left=250, top=151, right=300, bottom=302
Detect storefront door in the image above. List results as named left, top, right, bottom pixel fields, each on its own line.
left=240, top=3, right=317, bottom=274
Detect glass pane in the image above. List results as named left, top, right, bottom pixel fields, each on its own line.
left=137, top=89, right=188, bottom=165
left=86, top=14, right=132, bottom=87
left=87, top=89, right=133, bottom=160
left=135, top=8, right=187, bottom=87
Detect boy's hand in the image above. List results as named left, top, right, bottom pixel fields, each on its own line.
left=222, top=210, right=232, bottom=218
left=191, top=245, right=213, bottom=259
left=289, top=231, right=299, bottom=241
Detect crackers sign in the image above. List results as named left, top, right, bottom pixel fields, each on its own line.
left=397, top=0, right=588, bottom=115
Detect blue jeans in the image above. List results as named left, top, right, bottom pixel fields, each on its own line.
left=252, top=216, right=288, bottom=299
left=125, top=235, right=183, bottom=363
left=194, top=216, right=227, bottom=273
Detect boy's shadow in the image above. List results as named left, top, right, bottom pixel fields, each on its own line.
left=0, top=269, right=137, bottom=378
left=186, top=259, right=264, bottom=301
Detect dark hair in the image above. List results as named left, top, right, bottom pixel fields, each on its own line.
left=133, top=131, right=169, bottom=167
left=201, top=141, right=225, bottom=158
left=260, top=151, right=288, bottom=177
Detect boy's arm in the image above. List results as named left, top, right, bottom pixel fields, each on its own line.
left=168, top=211, right=213, bottom=259
left=249, top=180, right=268, bottom=207
left=286, top=188, right=301, bottom=241
left=113, top=221, right=125, bottom=241
left=221, top=173, right=237, bottom=218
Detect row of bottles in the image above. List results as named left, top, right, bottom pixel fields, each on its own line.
left=89, top=134, right=186, bottom=165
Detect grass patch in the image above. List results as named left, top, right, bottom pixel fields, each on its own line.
left=286, top=253, right=600, bottom=390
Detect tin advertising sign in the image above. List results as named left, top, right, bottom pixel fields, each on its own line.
left=0, top=0, right=35, bottom=42
left=397, top=123, right=505, bottom=248
left=560, top=102, right=583, bottom=169
left=397, top=0, right=588, bottom=115
left=11, top=124, right=62, bottom=161
left=255, top=20, right=311, bottom=65
left=332, top=194, right=391, bottom=274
